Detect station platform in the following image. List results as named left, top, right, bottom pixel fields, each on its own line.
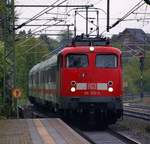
left=0, top=118, right=90, bottom=144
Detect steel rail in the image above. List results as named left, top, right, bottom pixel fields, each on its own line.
left=124, top=110, right=150, bottom=121
left=107, top=129, right=141, bottom=144
left=124, top=104, right=150, bottom=110
left=74, top=128, right=141, bottom=144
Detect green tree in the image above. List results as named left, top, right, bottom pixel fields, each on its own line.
left=15, top=35, right=59, bottom=102
left=0, top=1, right=5, bottom=12
left=58, top=29, right=73, bottom=44
left=123, top=58, right=140, bottom=94
left=143, top=52, right=150, bottom=92
left=15, top=37, right=46, bottom=97
left=40, top=34, right=59, bottom=52
left=111, top=41, right=145, bottom=95
left=0, top=42, right=4, bottom=78
left=0, top=42, right=4, bottom=95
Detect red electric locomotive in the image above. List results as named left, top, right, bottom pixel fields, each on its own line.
left=29, top=36, right=123, bottom=126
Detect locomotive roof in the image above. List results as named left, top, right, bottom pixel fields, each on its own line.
left=61, top=46, right=121, bottom=55
left=60, top=36, right=121, bottom=55
left=29, top=54, right=57, bottom=74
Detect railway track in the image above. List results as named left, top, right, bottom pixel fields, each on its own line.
left=124, top=103, right=150, bottom=110
left=123, top=104, right=150, bottom=121
left=76, top=128, right=141, bottom=144
left=124, top=109, right=150, bottom=121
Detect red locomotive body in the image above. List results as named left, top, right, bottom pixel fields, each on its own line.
left=29, top=37, right=123, bottom=126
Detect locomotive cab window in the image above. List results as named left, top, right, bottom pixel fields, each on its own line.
left=66, top=54, right=88, bottom=68
left=96, top=54, right=117, bottom=68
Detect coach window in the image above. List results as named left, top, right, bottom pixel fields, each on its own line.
left=51, top=66, right=56, bottom=82
left=41, top=71, right=44, bottom=84
left=66, top=54, right=88, bottom=68
left=36, top=72, right=39, bottom=84
left=30, top=74, right=33, bottom=85
left=33, top=74, right=36, bottom=85
left=43, top=71, right=46, bottom=83
left=96, top=54, right=117, bottom=68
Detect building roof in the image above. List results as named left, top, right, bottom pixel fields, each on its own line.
left=120, top=28, right=149, bottom=43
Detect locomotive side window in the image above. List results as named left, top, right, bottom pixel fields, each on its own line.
left=96, top=54, right=117, bottom=68
left=66, top=54, right=88, bottom=68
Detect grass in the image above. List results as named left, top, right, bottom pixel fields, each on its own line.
left=113, top=116, right=150, bottom=143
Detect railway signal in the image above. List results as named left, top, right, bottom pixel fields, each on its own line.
left=138, top=52, right=145, bottom=100
left=138, top=52, right=145, bottom=74
left=11, top=88, right=22, bottom=98
left=11, top=88, right=22, bottom=118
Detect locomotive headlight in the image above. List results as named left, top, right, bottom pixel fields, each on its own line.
left=71, top=87, right=76, bottom=92
left=89, top=46, right=94, bottom=52
left=108, top=87, right=113, bottom=92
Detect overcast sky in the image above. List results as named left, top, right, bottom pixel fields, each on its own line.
left=15, top=0, right=150, bottom=37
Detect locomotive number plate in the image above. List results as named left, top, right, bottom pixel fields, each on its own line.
left=88, top=83, right=97, bottom=90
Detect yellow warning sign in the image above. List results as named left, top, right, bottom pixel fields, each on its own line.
left=11, top=88, right=22, bottom=98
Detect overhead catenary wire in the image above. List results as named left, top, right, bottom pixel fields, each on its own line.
left=15, top=0, right=64, bottom=29
left=15, top=1, right=92, bottom=45
left=92, top=0, right=103, bottom=5
left=17, top=17, right=68, bottom=21
left=15, top=0, right=67, bottom=30
left=15, top=22, right=74, bottom=50
left=15, top=0, right=149, bottom=46
left=142, top=5, right=148, bottom=25
left=99, top=0, right=146, bottom=35
left=15, top=0, right=71, bottom=45
left=33, top=21, right=64, bottom=34
left=28, top=19, right=64, bottom=33
left=16, top=41, right=47, bottom=64
left=15, top=18, right=65, bottom=40
left=76, top=10, right=98, bottom=27
left=110, top=0, right=145, bottom=29
left=15, top=20, right=66, bottom=47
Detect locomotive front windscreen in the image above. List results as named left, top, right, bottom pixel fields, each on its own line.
left=66, top=54, right=88, bottom=68
left=96, top=54, right=117, bottom=68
